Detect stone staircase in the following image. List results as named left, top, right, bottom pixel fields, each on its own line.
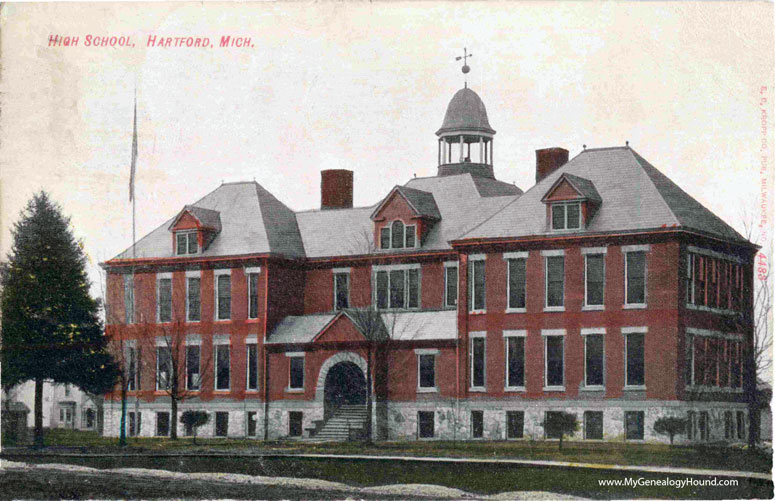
left=310, top=404, right=368, bottom=441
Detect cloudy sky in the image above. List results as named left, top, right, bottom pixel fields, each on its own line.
left=1, top=1, right=773, bottom=299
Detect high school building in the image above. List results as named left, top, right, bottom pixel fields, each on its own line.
left=102, top=84, right=757, bottom=443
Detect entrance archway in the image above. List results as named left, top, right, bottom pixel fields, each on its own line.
left=323, top=361, right=367, bottom=420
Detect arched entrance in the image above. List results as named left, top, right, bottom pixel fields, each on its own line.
left=324, top=361, right=367, bottom=420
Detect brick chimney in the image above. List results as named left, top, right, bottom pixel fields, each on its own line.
left=535, top=147, right=569, bottom=183
left=321, top=169, right=353, bottom=210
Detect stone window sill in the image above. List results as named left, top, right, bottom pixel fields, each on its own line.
left=623, top=303, right=646, bottom=310
left=417, top=387, right=438, bottom=393
left=582, top=305, right=605, bottom=311
left=543, top=306, right=565, bottom=313
left=543, top=386, right=565, bottom=392
left=505, top=308, right=527, bottom=314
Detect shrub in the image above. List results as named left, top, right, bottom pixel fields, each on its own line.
left=653, top=416, right=687, bottom=445
left=180, top=411, right=209, bottom=444
left=541, top=412, right=578, bottom=450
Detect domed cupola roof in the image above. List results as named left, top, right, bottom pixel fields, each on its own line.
left=436, top=87, right=495, bottom=136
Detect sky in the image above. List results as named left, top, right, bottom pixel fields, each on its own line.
left=0, top=1, right=773, bottom=303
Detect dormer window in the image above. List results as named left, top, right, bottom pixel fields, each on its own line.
left=551, top=202, right=581, bottom=231
left=380, top=220, right=417, bottom=250
left=176, top=231, right=198, bottom=255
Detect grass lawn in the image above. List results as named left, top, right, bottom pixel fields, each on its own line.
left=6, top=454, right=773, bottom=499
left=14, top=428, right=772, bottom=474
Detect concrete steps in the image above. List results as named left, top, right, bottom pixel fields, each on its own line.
left=312, top=404, right=368, bottom=441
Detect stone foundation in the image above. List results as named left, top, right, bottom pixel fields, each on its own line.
left=103, top=397, right=750, bottom=444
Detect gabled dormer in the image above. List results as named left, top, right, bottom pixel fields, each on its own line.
left=541, top=173, right=602, bottom=231
left=168, top=205, right=222, bottom=256
left=371, top=186, right=441, bottom=250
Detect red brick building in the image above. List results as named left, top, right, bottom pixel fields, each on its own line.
left=103, top=86, right=757, bottom=443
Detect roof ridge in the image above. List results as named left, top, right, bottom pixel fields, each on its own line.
left=625, top=149, right=680, bottom=228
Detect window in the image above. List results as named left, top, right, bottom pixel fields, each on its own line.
left=128, top=411, right=141, bottom=437
left=686, top=250, right=744, bottom=312
left=698, top=411, right=709, bottom=441
left=417, top=353, right=436, bottom=390
left=506, top=411, right=524, bottom=439
left=418, top=411, right=434, bottom=438
left=157, top=277, right=172, bottom=323
left=123, top=274, right=135, bottom=324
left=469, top=258, right=486, bottom=312
left=288, top=411, right=303, bottom=437
left=126, top=345, right=139, bottom=391
left=247, top=411, right=258, bottom=437
left=187, top=277, right=200, bottom=322
left=176, top=231, right=198, bottom=255
left=444, top=264, right=458, bottom=308
left=215, top=273, right=231, bottom=320
left=584, top=411, right=603, bottom=440
left=551, top=202, right=581, bottom=230
left=289, top=356, right=304, bottom=390
left=470, top=335, right=486, bottom=389
left=64, top=384, right=70, bottom=396
left=214, top=342, right=230, bottom=391
left=471, top=410, right=484, bottom=438
left=544, top=332, right=564, bottom=389
left=247, top=272, right=259, bottom=319
left=687, top=410, right=695, bottom=440
left=334, top=272, right=349, bottom=310
left=624, top=330, right=645, bottom=387
left=725, top=410, right=734, bottom=440
left=585, top=253, right=605, bottom=307
left=381, top=220, right=417, bottom=249
left=374, top=267, right=420, bottom=310
left=156, top=411, right=170, bottom=437
left=156, top=345, right=172, bottom=391
left=624, top=411, right=644, bottom=440
left=544, top=411, right=564, bottom=439
left=505, top=334, right=525, bottom=389
left=545, top=255, right=564, bottom=309
left=584, top=332, right=605, bottom=388
left=186, top=344, right=201, bottom=391
left=736, top=411, right=746, bottom=440
left=215, top=411, right=229, bottom=437
left=625, top=251, right=646, bottom=305
left=507, top=257, right=527, bottom=310
left=246, top=343, right=258, bottom=391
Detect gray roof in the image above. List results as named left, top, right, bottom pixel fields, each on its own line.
left=436, top=88, right=495, bottom=135
left=559, top=174, right=602, bottom=203
left=462, top=147, right=748, bottom=243
left=179, top=205, right=222, bottom=231
left=266, top=310, right=457, bottom=344
left=393, top=186, right=441, bottom=219
left=295, top=173, right=520, bottom=258
left=112, top=182, right=305, bottom=260
left=472, top=176, right=524, bottom=197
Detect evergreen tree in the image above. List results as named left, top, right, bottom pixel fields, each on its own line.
left=1, top=192, right=119, bottom=446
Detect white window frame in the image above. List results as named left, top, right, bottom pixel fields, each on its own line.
left=156, top=273, right=173, bottom=324
left=213, top=335, right=231, bottom=391
left=246, top=335, right=259, bottom=392
left=185, top=270, right=201, bottom=323
left=504, top=252, right=528, bottom=313
left=443, top=261, right=459, bottom=309
left=405, top=224, right=418, bottom=248
left=415, top=348, right=439, bottom=393
left=581, top=328, right=606, bottom=390
left=245, top=266, right=261, bottom=320
left=372, top=263, right=421, bottom=311
left=469, top=331, right=486, bottom=391
left=542, top=250, right=565, bottom=312
left=214, top=269, right=232, bottom=321
left=623, top=326, right=647, bottom=390
left=542, top=329, right=566, bottom=391
left=503, top=330, right=527, bottom=391
left=155, top=336, right=172, bottom=391
left=176, top=230, right=198, bottom=256
left=286, top=352, right=305, bottom=392
left=623, top=245, right=649, bottom=308
left=333, top=268, right=351, bottom=311
left=123, top=274, right=135, bottom=324
left=550, top=201, right=582, bottom=231
left=469, top=254, right=487, bottom=314
left=582, top=248, right=607, bottom=311
left=185, top=335, right=201, bottom=392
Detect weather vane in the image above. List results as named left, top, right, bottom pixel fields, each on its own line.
left=456, top=47, right=472, bottom=87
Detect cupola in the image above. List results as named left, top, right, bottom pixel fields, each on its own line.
left=435, top=87, right=495, bottom=179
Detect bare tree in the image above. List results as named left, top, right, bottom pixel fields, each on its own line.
left=137, top=318, right=213, bottom=440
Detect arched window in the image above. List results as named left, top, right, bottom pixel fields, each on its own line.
left=391, top=220, right=405, bottom=249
